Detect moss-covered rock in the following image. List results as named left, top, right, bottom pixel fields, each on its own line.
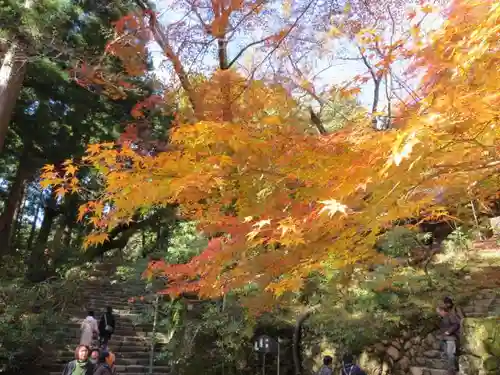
left=461, top=317, right=500, bottom=374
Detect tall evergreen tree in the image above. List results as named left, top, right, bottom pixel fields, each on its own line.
left=0, top=0, right=135, bottom=151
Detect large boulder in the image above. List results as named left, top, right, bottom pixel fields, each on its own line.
left=460, top=317, right=500, bottom=375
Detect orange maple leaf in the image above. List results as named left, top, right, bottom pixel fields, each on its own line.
left=86, top=144, right=101, bottom=155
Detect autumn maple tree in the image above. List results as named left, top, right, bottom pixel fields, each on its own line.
left=42, top=0, right=499, bottom=302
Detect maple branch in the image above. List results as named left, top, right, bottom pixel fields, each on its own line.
left=309, top=106, right=327, bottom=135
left=84, top=209, right=172, bottom=259
left=226, top=35, right=276, bottom=69
left=224, top=1, right=316, bottom=109
left=246, top=0, right=316, bottom=79
left=356, top=45, right=382, bottom=114
left=293, top=304, right=320, bottom=375
left=226, top=0, right=266, bottom=36
left=135, top=0, right=201, bottom=119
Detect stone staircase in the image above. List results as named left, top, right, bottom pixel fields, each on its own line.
left=44, top=263, right=170, bottom=375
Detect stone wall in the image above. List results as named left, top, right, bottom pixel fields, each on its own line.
left=306, top=289, right=500, bottom=375
left=358, top=331, right=446, bottom=375
left=357, top=289, right=500, bottom=375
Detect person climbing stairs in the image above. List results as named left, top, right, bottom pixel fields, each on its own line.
left=43, top=262, right=170, bottom=375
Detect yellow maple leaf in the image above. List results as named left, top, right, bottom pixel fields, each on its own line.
left=282, top=0, right=292, bottom=17
left=94, top=202, right=104, bottom=218
left=77, top=205, right=87, bottom=222
left=83, top=233, right=109, bottom=249
left=262, top=116, right=282, bottom=125
left=64, top=164, right=78, bottom=177
left=247, top=219, right=271, bottom=241
left=328, top=26, right=342, bottom=38
left=40, top=178, right=54, bottom=189
left=253, top=219, right=271, bottom=230
left=393, top=131, right=420, bottom=166
left=318, top=199, right=349, bottom=217
left=42, top=164, right=55, bottom=172
left=55, top=186, right=67, bottom=198
left=86, top=143, right=101, bottom=155
left=278, top=217, right=300, bottom=238
left=421, top=4, right=434, bottom=14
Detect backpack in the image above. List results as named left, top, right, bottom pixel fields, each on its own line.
left=341, top=364, right=365, bottom=375
left=341, top=365, right=354, bottom=375
left=104, top=314, right=113, bottom=333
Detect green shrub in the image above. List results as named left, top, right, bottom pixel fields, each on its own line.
left=0, top=278, right=83, bottom=371
left=376, top=226, right=425, bottom=258
left=442, top=227, right=473, bottom=267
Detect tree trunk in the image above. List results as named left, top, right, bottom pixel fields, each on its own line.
left=0, top=153, right=33, bottom=253
left=11, top=182, right=27, bottom=247
left=35, top=194, right=59, bottom=247
left=62, top=221, right=74, bottom=248
left=54, top=195, right=78, bottom=251
left=26, top=193, right=60, bottom=282
left=293, top=305, right=319, bottom=375
left=27, top=196, right=42, bottom=250
left=0, top=42, right=27, bottom=152
left=51, top=219, right=65, bottom=249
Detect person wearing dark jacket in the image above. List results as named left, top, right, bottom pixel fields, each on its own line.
left=444, top=297, right=465, bottom=329
left=317, top=355, right=333, bottom=375
left=437, top=306, right=460, bottom=374
left=98, top=306, right=116, bottom=351
left=93, top=352, right=113, bottom=375
left=340, top=354, right=367, bottom=375
left=61, top=345, right=94, bottom=375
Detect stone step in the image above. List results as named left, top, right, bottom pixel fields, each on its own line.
left=81, top=289, right=145, bottom=295
left=56, top=356, right=168, bottom=366
left=46, top=364, right=170, bottom=373
left=67, top=311, right=145, bottom=318
left=55, top=331, right=170, bottom=347
left=64, top=320, right=145, bottom=328
left=63, top=323, right=145, bottom=332
left=83, top=287, right=146, bottom=294
left=415, top=358, right=448, bottom=370
left=67, top=310, right=145, bottom=319
left=65, top=318, right=147, bottom=326
left=55, top=335, right=171, bottom=349
left=62, top=332, right=153, bottom=343
left=75, top=302, right=145, bottom=309
left=410, top=366, right=449, bottom=375
left=70, top=296, right=139, bottom=302
left=55, top=344, right=151, bottom=352
left=81, top=293, right=146, bottom=299
left=67, top=307, right=145, bottom=313
left=66, top=316, right=149, bottom=324
left=63, top=329, right=149, bottom=338
left=78, top=296, right=145, bottom=304
left=50, top=372, right=167, bottom=375
left=58, top=351, right=155, bottom=360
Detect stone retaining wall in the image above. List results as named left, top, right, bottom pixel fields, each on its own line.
left=358, top=289, right=500, bottom=375
left=307, top=289, right=500, bottom=375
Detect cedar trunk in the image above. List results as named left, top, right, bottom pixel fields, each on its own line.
left=0, top=42, right=27, bottom=152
